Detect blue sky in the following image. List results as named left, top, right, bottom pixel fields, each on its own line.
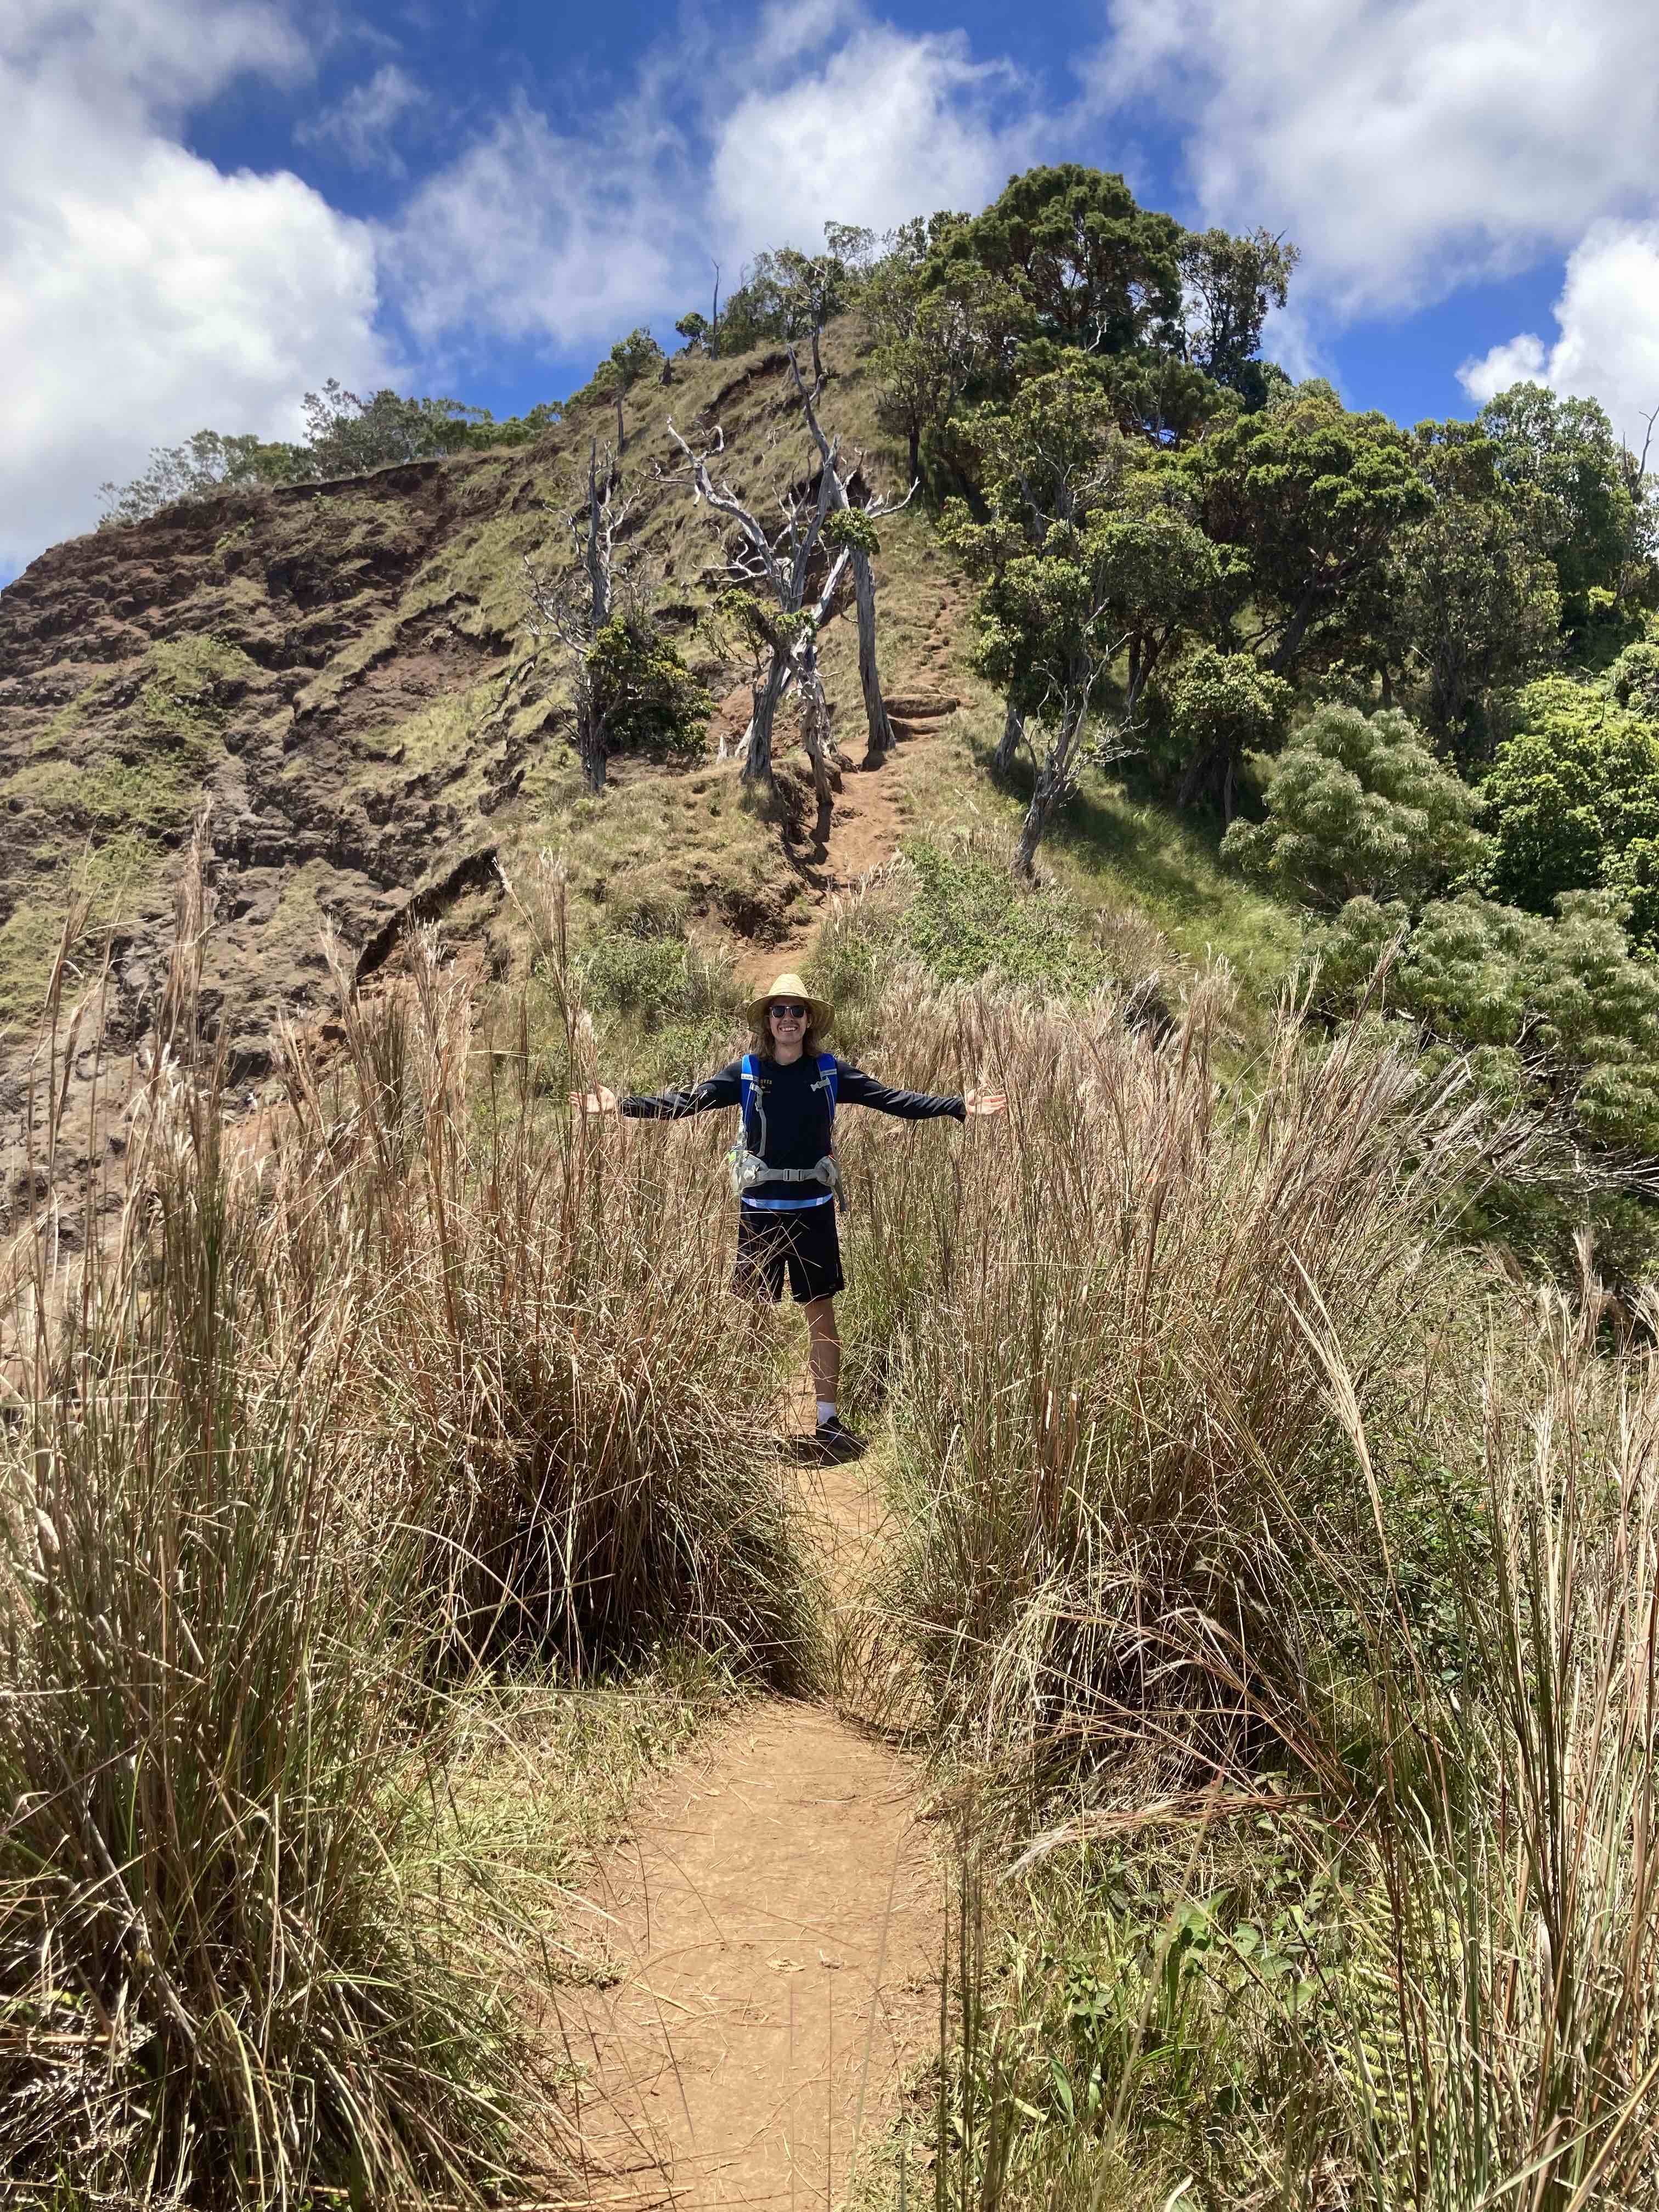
left=6, top=0, right=1659, bottom=580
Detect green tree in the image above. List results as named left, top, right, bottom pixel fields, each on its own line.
left=1177, top=227, right=1299, bottom=405
left=1313, top=887, right=1659, bottom=1155
left=1222, top=701, right=1483, bottom=905
left=1163, top=647, right=1294, bottom=820
left=927, top=163, right=1186, bottom=359
left=98, top=428, right=308, bottom=523
left=1481, top=676, right=1659, bottom=949
left=945, top=366, right=1215, bottom=872
left=866, top=258, right=1017, bottom=482
left=301, top=381, right=500, bottom=475
left=1191, top=381, right=1429, bottom=678
left=1384, top=422, right=1560, bottom=751
left=1476, top=383, right=1635, bottom=626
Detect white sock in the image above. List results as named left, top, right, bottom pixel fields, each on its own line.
left=816, top=1400, right=837, bottom=1426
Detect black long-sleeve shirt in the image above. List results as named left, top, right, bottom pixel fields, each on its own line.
left=621, top=1054, right=964, bottom=1210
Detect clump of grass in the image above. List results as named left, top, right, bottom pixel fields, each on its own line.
left=912, top=1293, right=1659, bottom=2210
left=1322, top=1293, right=1659, bottom=2208
left=850, top=967, right=1519, bottom=1804
left=902, top=832, right=1114, bottom=996
left=263, top=877, right=821, bottom=1685
left=1, top=887, right=548, bottom=2204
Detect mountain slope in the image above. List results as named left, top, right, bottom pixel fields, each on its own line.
left=0, top=324, right=987, bottom=1230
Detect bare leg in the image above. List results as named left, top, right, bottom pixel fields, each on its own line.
left=803, top=1295, right=840, bottom=1411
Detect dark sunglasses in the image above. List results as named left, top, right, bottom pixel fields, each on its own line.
left=769, top=1001, right=809, bottom=1019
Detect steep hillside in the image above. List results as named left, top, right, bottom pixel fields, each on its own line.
left=0, top=322, right=989, bottom=1231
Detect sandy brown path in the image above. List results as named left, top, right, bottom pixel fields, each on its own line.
left=562, top=1440, right=938, bottom=2209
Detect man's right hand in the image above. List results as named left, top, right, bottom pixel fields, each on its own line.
left=569, top=1084, right=619, bottom=1116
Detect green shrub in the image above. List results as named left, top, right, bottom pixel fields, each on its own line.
left=1608, top=635, right=1659, bottom=718
left=586, top=614, right=712, bottom=757
left=1311, top=887, right=1659, bottom=1154
left=1481, top=675, right=1659, bottom=949
left=1222, top=700, right=1485, bottom=909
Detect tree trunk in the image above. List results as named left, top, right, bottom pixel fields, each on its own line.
left=810, top=322, right=825, bottom=390
left=743, top=653, right=788, bottom=786
left=575, top=692, right=607, bottom=792
left=1177, top=742, right=1216, bottom=812
left=798, top=642, right=836, bottom=804
left=993, top=699, right=1024, bottom=777
left=1015, top=769, right=1054, bottom=877
left=852, top=551, right=896, bottom=760
left=908, top=423, right=921, bottom=483
left=1014, top=714, right=1084, bottom=877
left=1269, top=588, right=1321, bottom=678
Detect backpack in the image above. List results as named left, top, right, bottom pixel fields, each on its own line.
left=727, top=1053, right=844, bottom=1209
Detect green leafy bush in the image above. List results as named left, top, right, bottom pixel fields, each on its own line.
left=1481, top=675, right=1659, bottom=949
left=1609, top=635, right=1659, bottom=718
left=586, top=615, right=712, bottom=757
left=1222, top=701, right=1485, bottom=909
left=1312, top=887, right=1659, bottom=1153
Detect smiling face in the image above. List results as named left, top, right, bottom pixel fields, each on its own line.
left=768, top=999, right=808, bottom=1060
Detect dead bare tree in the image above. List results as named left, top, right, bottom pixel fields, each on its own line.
left=522, top=440, right=632, bottom=792
left=787, top=346, right=915, bottom=764
left=664, top=418, right=843, bottom=797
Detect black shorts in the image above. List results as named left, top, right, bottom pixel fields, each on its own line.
left=733, top=1202, right=844, bottom=1304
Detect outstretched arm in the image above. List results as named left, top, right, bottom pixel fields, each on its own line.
left=835, top=1064, right=1006, bottom=1121
left=615, top=1060, right=745, bottom=1119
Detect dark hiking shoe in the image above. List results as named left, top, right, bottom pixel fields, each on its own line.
left=815, top=1414, right=865, bottom=1460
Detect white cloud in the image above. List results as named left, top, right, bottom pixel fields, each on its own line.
left=1091, top=0, right=1659, bottom=317
left=708, top=21, right=1039, bottom=257
left=379, top=90, right=689, bottom=354
left=1459, top=221, right=1659, bottom=440
left=2, top=1, right=388, bottom=575
left=379, top=2, right=1048, bottom=361
left=295, top=61, right=425, bottom=176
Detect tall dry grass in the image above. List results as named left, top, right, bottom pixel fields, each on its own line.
left=1319, top=1290, right=1659, bottom=2210
left=845, top=965, right=1517, bottom=1804
left=0, top=847, right=821, bottom=2203
left=265, top=898, right=822, bottom=1684
left=923, top=1300, right=1659, bottom=2210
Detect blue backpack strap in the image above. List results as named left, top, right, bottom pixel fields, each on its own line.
left=739, top=1054, right=757, bottom=1146
left=817, top=1051, right=838, bottom=1121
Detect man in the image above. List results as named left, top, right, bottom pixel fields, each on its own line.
left=571, top=970, right=1006, bottom=1452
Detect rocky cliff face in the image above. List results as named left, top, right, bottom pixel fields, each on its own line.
left=0, top=331, right=974, bottom=1238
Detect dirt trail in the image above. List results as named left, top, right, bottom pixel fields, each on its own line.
left=562, top=1443, right=938, bottom=2209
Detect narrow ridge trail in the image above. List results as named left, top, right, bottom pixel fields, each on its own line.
left=560, top=1435, right=940, bottom=2209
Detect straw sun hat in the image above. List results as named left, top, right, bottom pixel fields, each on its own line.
left=744, top=970, right=832, bottom=1032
